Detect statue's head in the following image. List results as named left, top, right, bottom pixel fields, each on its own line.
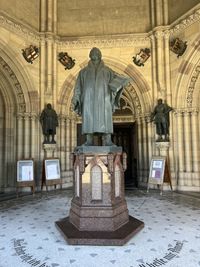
left=89, top=47, right=102, bottom=65
left=157, top=99, right=163, bottom=104
left=47, top=103, right=52, bottom=109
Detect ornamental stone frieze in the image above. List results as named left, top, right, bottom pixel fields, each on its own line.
left=125, top=83, right=142, bottom=114
left=0, top=56, right=26, bottom=112
left=113, top=116, right=134, bottom=123
left=56, top=34, right=150, bottom=49
left=16, top=112, right=38, bottom=118
left=169, top=8, right=200, bottom=35
left=135, top=113, right=152, bottom=123
left=1, top=7, right=200, bottom=47
left=186, top=65, right=200, bottom=107
left=174, top=108, right=199, bottom=116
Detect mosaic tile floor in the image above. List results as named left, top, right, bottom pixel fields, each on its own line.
left=0, top=189, right=200, bottom=267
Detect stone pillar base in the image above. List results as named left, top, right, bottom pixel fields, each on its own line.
left=56, top=215, right=144, bottom=246
left=56, top=146, right=144, bottom=245
left=43, top=143, right=57, bottom=158
left=155, top=141, right=170, bottom=157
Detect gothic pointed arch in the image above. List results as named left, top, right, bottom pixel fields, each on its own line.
left=0, top=40, right=37, bottom=113
left=174, top=33, right=200, bottom=109
left=0, top=43, right=38, bottom=190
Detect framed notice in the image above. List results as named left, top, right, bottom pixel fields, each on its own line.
left=45, top=159, right=60, bottom=180
left=17, top=160, right=34, bottom=182
left=148, top=156, right=166, bottom=185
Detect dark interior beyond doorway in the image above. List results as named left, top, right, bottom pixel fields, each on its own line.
left=113, top=123, right=138, bottom=188
left=77, top=122, right=138, bottom=188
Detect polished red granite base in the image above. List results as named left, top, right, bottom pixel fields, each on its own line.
left=55, top=215, right=144, bottom=246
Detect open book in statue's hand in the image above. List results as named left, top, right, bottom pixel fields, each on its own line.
left=109, top=76, right=130, bottom=93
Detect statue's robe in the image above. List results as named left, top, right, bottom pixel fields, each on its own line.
left=151, top=103, right=173, bottom=135
left=40, top=108, right=58, bottom=135
left=73, top=60, right=128, bottom=134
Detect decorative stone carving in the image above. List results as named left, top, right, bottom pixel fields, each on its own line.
left=186, top=65, right=200, bottom=107
left=0, top=13, right=40, bottom=42
left=43, top=143, right=57, bottom=158
left=57, top=35, right=150, bottom=49
left=0, top=56, right=26, bottom=112
left=56, top=150, right=144, bottom=245
left=169, top=9, right=200, bottom=35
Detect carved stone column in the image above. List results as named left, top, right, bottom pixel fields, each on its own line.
left=47, top=0, right=53, bottom=32
left=191, top=110, right=199, bottom=172
left=17, top=114, right=23, bottom=159
left=43, top=143, right=57, bottom=158
left=66, top=117, right=71, bottom=171
left=31, top=114, right=36, bottom=159
left=40, top=0, right=46, bottom=32
left=191, top=110, right=199, bottom=186
left=183, top=112, right=192, bottom=176
left=147, top=115, right=153, bottom=161
left=142, top=117, right=148, bottom=181
left=155, top=141, right=170, bottom=157
left=39, top=40, right=46, bottom=110
left=60, top=116, right=66, bottom=171
left=175, top=111, right=184, bottom=173
left=137, top=117, right=143, bottom=183
left=24, top=113, right=30, bottom=159
left=71, top=117, right=77, bottom=151
left=164, top=31, right=171, bottom=103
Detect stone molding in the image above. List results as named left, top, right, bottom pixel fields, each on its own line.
left=0, top=12, right=40, bottom=43
left=16, top=112, right=38, bottom=119
left=56, top=34, right=150, bottom=48
left=0, top=56, right=26, bottom=112
left=186, top=65, right=200, bottom=107
left=174, top=108, right=199, bottom=115
left=1, top=6, right=200, bottom=46
left=169, top=8, right=200, bottom=35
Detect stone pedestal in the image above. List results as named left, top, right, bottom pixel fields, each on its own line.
left=56, top=146, right=144, bottom=245
left=155, top=142, right=173, bottom=192
left=155, top=141, right=170, bottom=157
left=43, top=143, right=57, bottom=158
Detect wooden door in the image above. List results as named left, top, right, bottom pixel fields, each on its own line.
left=113, top=123, right=138, bottom=187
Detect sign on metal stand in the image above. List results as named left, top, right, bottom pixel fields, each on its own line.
left=147, top=156, right=172, bottom=195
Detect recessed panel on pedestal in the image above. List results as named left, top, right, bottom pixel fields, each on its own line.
left=91, top=165, right=102, bottom=200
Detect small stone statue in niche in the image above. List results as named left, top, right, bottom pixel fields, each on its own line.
left=40, top=103, right=59, bottom=144
left=150, top=99, right=173, bottom=142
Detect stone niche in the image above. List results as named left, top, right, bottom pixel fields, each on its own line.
left=56, top=147, right=144, bottom=245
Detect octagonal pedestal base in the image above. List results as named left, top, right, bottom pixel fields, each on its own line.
left=55, top=215, right=144, bottom=246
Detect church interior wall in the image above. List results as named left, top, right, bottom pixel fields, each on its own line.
left=0, top=0, right=40, bottom=31
left=168, top=0, right=200, bottom=24
left=57, top=0, right=151, bottom=36
left=0, top=1, right=200, bottom=192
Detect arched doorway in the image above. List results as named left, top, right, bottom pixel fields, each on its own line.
left=0, top=53, right=31, bottom=192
